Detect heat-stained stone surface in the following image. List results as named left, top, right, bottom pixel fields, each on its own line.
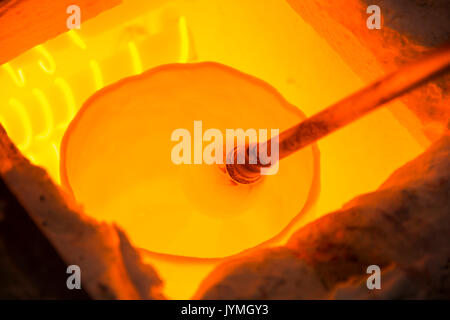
left=196, top=132, right=450, bottom=299
left=0, top=124, right=163, bottom=299
left=0, top=176, right=90, bottom=299
left=287, top=0, right=450, bottom=140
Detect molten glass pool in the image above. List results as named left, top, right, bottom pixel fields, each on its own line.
left=60, top=62, right=319, bottom=258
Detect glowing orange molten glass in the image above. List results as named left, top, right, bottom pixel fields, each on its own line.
left=60, top=62, right=319, bottom=258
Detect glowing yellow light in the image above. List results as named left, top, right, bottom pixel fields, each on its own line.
left=54, top=78, right=76, bottom=129
left=0, top=116, right=8, bottom=131
left=128, top=41, right=143, bottom=74
left=52, top=142, right=60, bottom=160
left=36, top=45, right=56, bottom=74
left=8, top=98, right=32, bottom=150
left=178, top=16, right=189, bottom=63
left=89, top=60, right=104, bottom=90
left=3, top=63, right=25, bottom=87
left=33, top=88, right=54, bottom=140
left=28, top=153, right=37, bottom=164
left=67, top=30, right=87, bottom=50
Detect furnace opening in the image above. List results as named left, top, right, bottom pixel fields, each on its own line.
left=0, top=0, right=429, bottom=299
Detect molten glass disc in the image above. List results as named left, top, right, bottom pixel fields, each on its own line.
left=61, top=62, right=319, bottom=258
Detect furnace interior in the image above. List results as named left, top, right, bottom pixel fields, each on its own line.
left=0, top=0, right=427, bottom=299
